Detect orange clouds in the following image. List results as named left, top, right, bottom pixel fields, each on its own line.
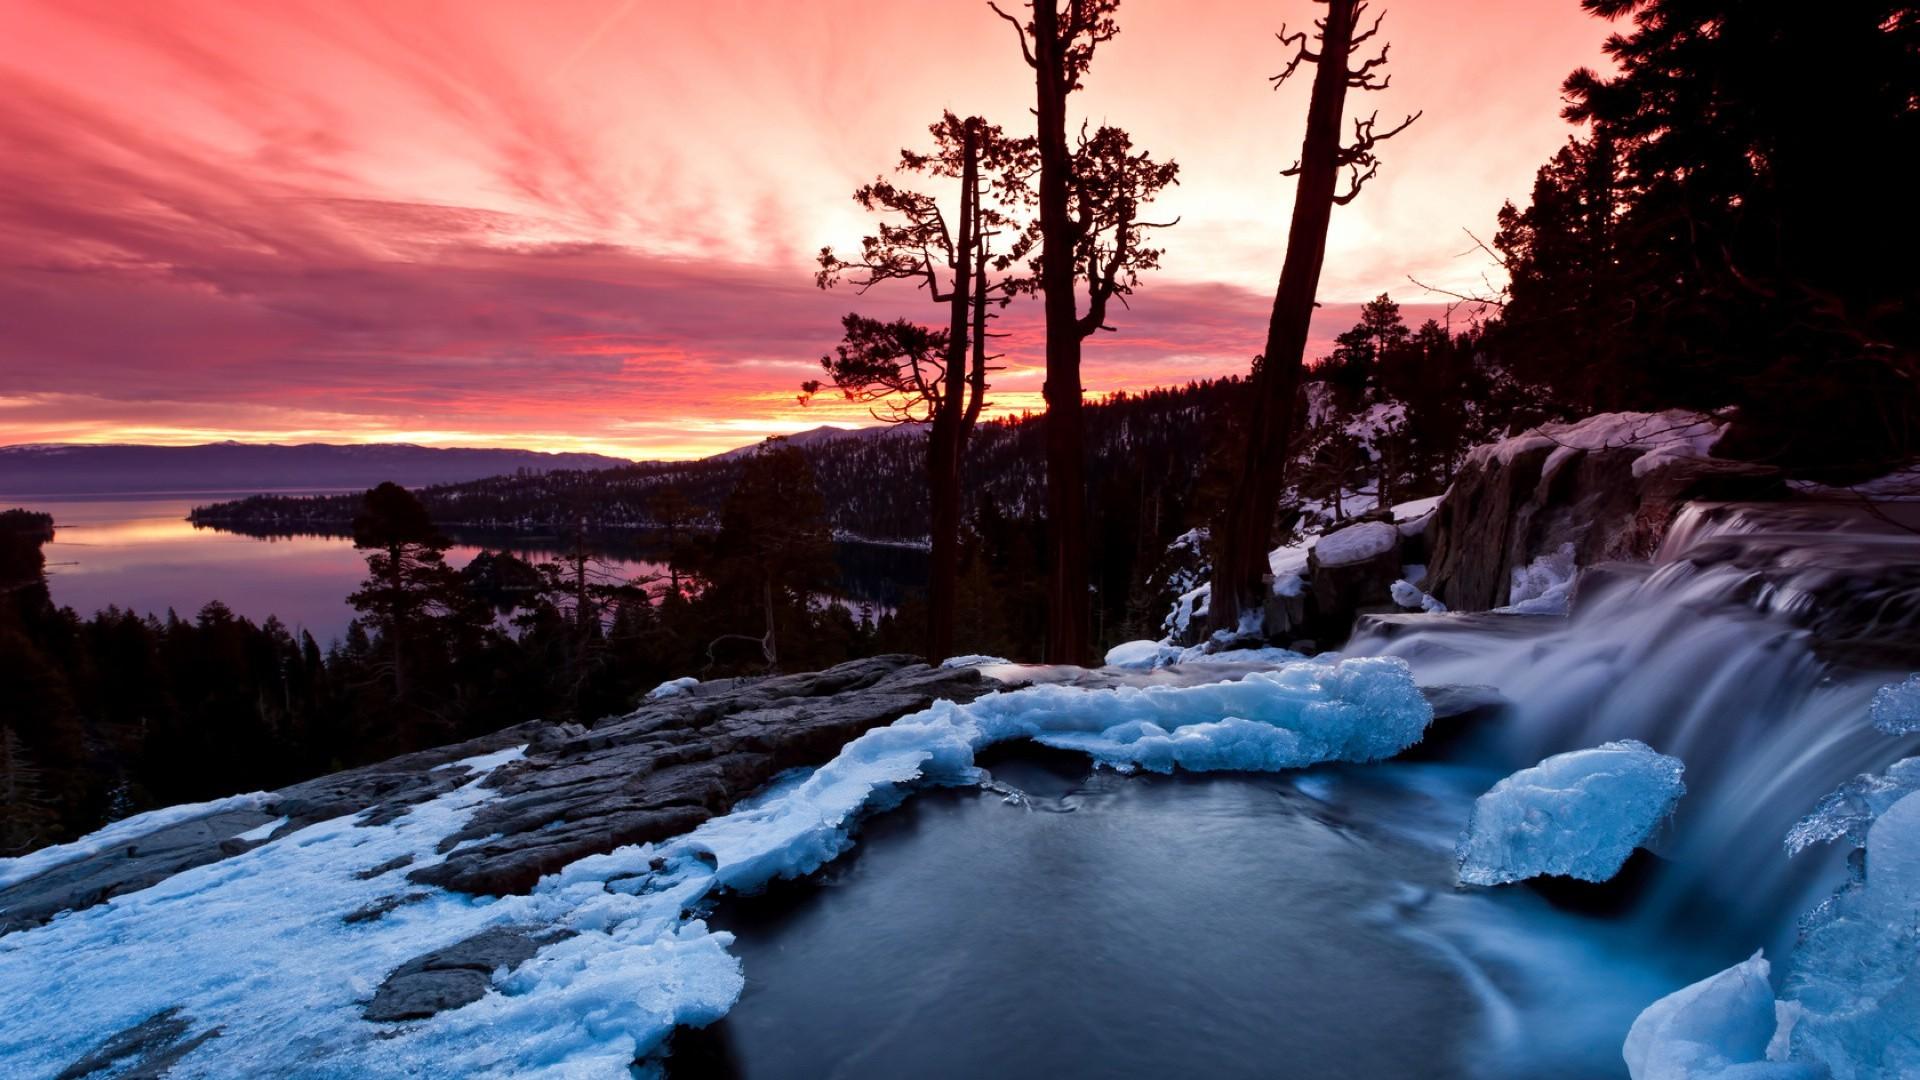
left=0, top=0, right=1607, bottom=459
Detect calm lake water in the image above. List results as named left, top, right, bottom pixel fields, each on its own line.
left=22, top=494, right=918, bottom=644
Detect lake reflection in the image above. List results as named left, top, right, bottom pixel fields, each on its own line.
left=29, top=494, right=672, bottom=644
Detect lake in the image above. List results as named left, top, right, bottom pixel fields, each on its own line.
left=20, top=494, right=922, bottom=644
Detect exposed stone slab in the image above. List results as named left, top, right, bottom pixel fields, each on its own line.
left=410, top=657, right=993, bottom=896
left=363, top=926, right=566, bottom=1022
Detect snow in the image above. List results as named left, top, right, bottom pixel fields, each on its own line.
left=1467, top=410, right=1726, bottom=477
left=234, top=816, right=289, bottom=843
left=1391, top=578, right=1447, bottom=613
left=1313, top=520, right=1400, bottom=568
left=1788, top=462, right=1920, bottom=502
left=1104, top=639, right=1306, bottom=671
left=1622, top=951, right=1813, bottom=1080
left=1785, top=756, right=1920, bottom=856
left=940, top=654, right=1013, bottom=669
left=0, top=790, right=273, bottom=891
left=1105, top=640, right=1180, bottom=669
left=1497, top=542, right=1578, bottom=615
left=1457, top=740, right=1686, bottom=886
left=645, top=676, right=699, bottom=700
left=1779, top=789, right=1920, bottom=1078
left=1159, top=495, right=1440, bottom=642
left=1870, top=674, right=1920, bottom=734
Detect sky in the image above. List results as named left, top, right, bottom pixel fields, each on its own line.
left=0, top=0, right=1608, bottom=460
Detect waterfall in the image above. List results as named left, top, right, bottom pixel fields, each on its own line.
left=1348, top=499, right=1920, bottom=953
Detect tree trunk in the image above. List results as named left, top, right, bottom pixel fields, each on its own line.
left=924, top=122, right=978, bottom=665
left=1207, top=0, right=1360, bottom=638
left=1032, top=0, right=1092, bottom=664
left=387, top=540, right=407, bottom=700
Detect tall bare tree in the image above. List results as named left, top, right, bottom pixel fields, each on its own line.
left=812, top=113, right=1030, bottom=663
left=991, top=0, right=1179, bottom=663
left=1206, top=0, right=1418, bottom=637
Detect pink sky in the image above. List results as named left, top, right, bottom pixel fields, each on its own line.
left=0, top=0, right=1606, bottom=459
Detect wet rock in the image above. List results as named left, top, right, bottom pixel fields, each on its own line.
left=1425, top=432, right=1781, bottom=613
left=342, top=891, right=430, bottom=925
left=54, top=1007, right=220, bottom=1079
left=0, top=808, right=278, bottom=937
left=364, top=926, right=564, bottom=1022
left=410, top=657, right=993, bottom=897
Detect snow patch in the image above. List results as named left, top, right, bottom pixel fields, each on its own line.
left=1457, top=740, right=1686, bottom=886
left=1313, top=520, right=1399, bottom=568
left=646, top=676, right=699, bottom=700
left=1468, top=410, right=1726, bottom=476
left=1391, top=578, right=1447, bottom=614
left=0, top=790, right=273, bottom=891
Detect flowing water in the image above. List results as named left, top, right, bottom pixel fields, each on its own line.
left=688, top=500, right=1920, bottom=1079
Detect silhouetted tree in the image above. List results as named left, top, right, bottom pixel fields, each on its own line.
left=990, top=0, right=1179, bottom=662
left=813, top=113, right=1032, bottom=662
left=1491, top=0, right=1919, bottom=473
left=347, top=482, right=458, bottom=702
left=697, top=444, right=838, bottom=670
left=1207, top=0, right=1419, bottom=636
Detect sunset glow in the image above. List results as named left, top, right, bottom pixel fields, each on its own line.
left=0, top=0, right=1605, bottom=459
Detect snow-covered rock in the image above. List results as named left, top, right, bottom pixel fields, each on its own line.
left=1423, top=410, right=1780, bottom=613
left=1457, top=739, right=1686, bottom=886
left=1313, top=521, right=1400, bottom=567
left=1622, top=951, right=1815, bottom=1080
left=1870, top=673, right=1920, bottom=734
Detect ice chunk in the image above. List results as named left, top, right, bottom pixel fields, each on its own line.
left=1023, top=657, right=1432, bottom=773
left=1622, top=951, right=1814, bottom=1080
left=1457, top=739, right=1686, bottom=886
left=1784, top=755, right=1920, bottom=856
left=646, top=676, right=699, bottom=700
left=1496, top=542, right=1577, bottom=615
left=1314, top=520, right=1399, bottom=567
left=1870, top=673, right=1920, bottom=734
left=1780, top=789, right=1920, bottom=1078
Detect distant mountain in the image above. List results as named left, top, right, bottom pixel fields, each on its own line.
left=709, top=423, right=922, bottom=461
left=0, top=442, right=631, bottom=496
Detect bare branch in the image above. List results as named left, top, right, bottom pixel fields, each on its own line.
left=1269, top=24, right=1320, bottom=87
left=987, top=1, right=1037, bottom=67
left=1349, top=6, right=1387, bottom=47
left=1331, top=160, right=1380, bottom=205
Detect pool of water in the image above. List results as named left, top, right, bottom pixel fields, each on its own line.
left=682, top=747, right=1735, bottom=1079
